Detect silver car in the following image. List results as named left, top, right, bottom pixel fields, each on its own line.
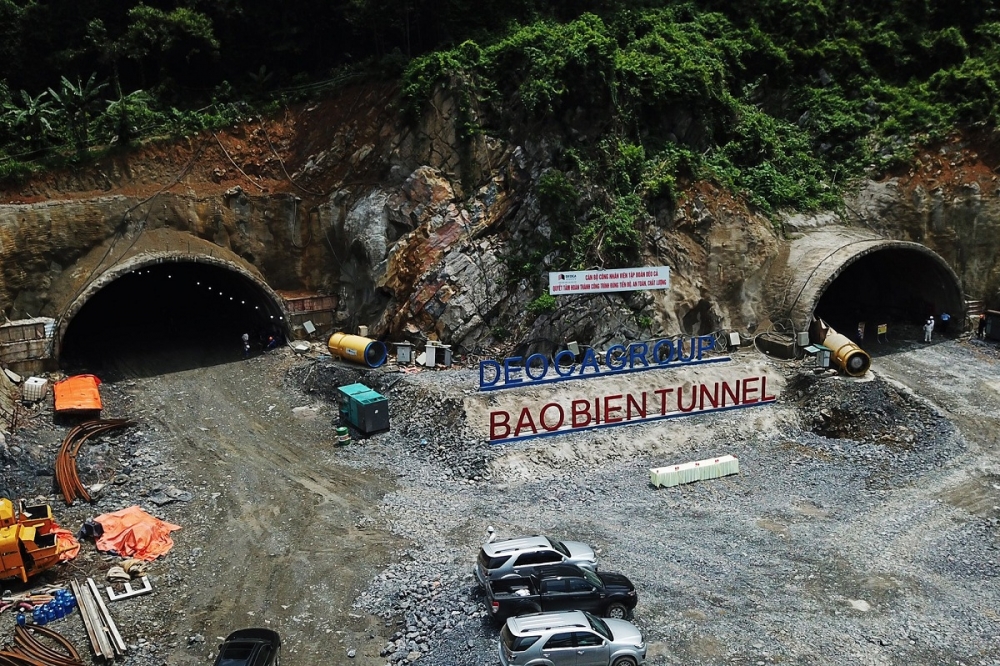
left=499, top=610, right=646, bottom=666
left=475, top=535, right=598, bottom=588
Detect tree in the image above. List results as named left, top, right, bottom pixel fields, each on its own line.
left=48, top=73, right=107, bottom=152
left=2, top=89, right=56, bottom=151
left=120, top=5, right=220, bottom=83
left=86, top=5, right=219, bottom=94
left=100, top=89, right=153, bottom=146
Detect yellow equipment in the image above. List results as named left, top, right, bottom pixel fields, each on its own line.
left=811, top=319, right=872, bottom=377
left=0, top=498, right=69, bottom=582
left=327, top=332, right=388, bottom=368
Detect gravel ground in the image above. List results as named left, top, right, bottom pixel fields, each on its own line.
left=2, top=336, right=999, bottom=666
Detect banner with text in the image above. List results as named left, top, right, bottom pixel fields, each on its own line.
left=464, top=359, right=782, bottom=444
left=549, top=266, right=671, bottom=295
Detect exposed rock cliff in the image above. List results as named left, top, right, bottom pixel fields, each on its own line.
left=1, top=83, right=998, bottom=358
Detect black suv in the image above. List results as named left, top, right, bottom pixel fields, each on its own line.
left=485, top=563, right=638, bottom=622
left=213, top=629, right=281, bottom=666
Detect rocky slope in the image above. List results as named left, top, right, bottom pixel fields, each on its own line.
left=2, top=83, right=1000, bottom=353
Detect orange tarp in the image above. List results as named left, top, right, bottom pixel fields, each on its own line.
left=54, top=526, right=80, bottom=561
left=53, top=374, right=103, bottom=413
left=94, top=506, right=181, bottom=561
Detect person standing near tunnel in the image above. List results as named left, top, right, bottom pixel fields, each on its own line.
left=939, top=311, right=950, bottom=335
left=924, top=316, right=935, bottom=343
left=242, top=332, right=251, bottom=358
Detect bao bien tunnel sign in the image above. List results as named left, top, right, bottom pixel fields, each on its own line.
left=474, top=336, right=779, bottom=444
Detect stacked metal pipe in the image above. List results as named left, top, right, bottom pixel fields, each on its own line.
left=0, top=625, right=84, bottom=666
left=54, top=419, right=133, bottom=505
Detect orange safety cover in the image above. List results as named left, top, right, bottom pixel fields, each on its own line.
left=53, top=374, right=103, bottom=413
left=93, top=506, right=181, bottom=561
left=53, top=526, right=80, bottom=561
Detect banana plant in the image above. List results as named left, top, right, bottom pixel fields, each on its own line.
left=1, top=89, right=56, bottom=150
left=101, top=88, right=154, bottom=145
left=48, top=73, right=108, bottom=153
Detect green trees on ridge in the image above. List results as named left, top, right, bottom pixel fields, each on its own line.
left=0, top=0, right=997, bottom=259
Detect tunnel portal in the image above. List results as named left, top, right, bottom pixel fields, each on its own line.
left=813, top=247, right=964, bottom=338
left=782, top=228, right=965, bottom=345
left=60, top=260, right=287, bottom=374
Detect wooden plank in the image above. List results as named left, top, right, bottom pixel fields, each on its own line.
left=83, top=578, right=117, bottom=660
left=88, top=578, right=127, bottom=655
left=71, top=578, right=103, bottom=659
left=71, top=579, right=110, bottom=660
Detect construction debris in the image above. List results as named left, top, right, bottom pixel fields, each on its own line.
left=70, top=578, right=127, bottom=661
left=119, top=559, right=146, bottom=576
left=106, top=576, right=152, bottom=603
left=2, top=624, right=85, bottom=666
left=105, top=567, right=130, bottom=583
left=54, top=419, right=134, bottom=505
left=0, top=591, right=57, bottom=614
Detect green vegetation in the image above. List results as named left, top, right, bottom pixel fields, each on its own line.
left=400, top=3, right=1000, bottom=226
left=527, top=293, right=558, bottom=314
left=1, top=0, right=998, bottom=245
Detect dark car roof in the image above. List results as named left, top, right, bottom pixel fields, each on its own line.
left=530, top=564, right=634, bottom=587
left=214, top=628, right=281, bottom=666
left=531, top=563, right=596, bottom=579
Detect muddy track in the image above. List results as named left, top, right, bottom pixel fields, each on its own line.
left=107, top=350, right=397, bottom=665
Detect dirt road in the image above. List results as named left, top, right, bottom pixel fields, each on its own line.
left=871, top=336, right=1000, bottom=515
left=96, top=348, right=398, bottom=665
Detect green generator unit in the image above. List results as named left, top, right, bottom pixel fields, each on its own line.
left=337, top=383, right=390, bottom=435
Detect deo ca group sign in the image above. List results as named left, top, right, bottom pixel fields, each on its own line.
left=479, top=335, right=723, bottom=391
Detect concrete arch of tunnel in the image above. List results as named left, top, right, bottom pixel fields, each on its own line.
left=783, top=228, right=965, bottom=339
left=51, top=231, right=291, bottom=363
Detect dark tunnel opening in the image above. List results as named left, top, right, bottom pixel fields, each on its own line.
left=61, top=261, right=286, bottom=377
left=813, top=248, right=964, bottom=346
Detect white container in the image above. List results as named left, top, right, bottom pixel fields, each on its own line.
left=650, top=455, right=739, bottom=488
left=22, top=376, right=48, bottom=402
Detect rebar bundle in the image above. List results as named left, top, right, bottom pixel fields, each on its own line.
left=54, top=419, right=133, bottom=505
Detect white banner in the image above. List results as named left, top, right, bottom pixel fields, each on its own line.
left=548, top=266, right=670, bottom=295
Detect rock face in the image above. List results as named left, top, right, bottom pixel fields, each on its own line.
left=1, top=86, right=999, bottom=355
left=846, top=177, right=1000, bottom=302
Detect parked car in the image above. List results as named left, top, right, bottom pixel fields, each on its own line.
left=485, top=563, right=638, bottom=622
left=213, top=629, right=281, bottom=666
left=499, top=609, right=647, bottom=666
left=475, top=535, right=598, bottom=588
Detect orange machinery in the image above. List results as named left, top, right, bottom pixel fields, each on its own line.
left=0, top=498, right=69, bottom=582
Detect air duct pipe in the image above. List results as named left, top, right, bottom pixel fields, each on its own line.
left=327, top=332, right=387, bottom=368
left=810, top=319, right=871, bottom=377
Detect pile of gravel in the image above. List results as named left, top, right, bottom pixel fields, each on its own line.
left=322, top=359, right=990, bottom=666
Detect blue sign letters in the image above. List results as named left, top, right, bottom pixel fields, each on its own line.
left=479, top=335, right=728, bottom=391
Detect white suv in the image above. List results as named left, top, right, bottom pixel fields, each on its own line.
left=475, top=535, right=597, bottom=588
left=499, top=610, right=646, bottom=666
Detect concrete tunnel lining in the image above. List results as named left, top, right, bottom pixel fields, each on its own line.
left=49, top=229, right=290, bottom=360
left=783, top=227, right=965, bottom=336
